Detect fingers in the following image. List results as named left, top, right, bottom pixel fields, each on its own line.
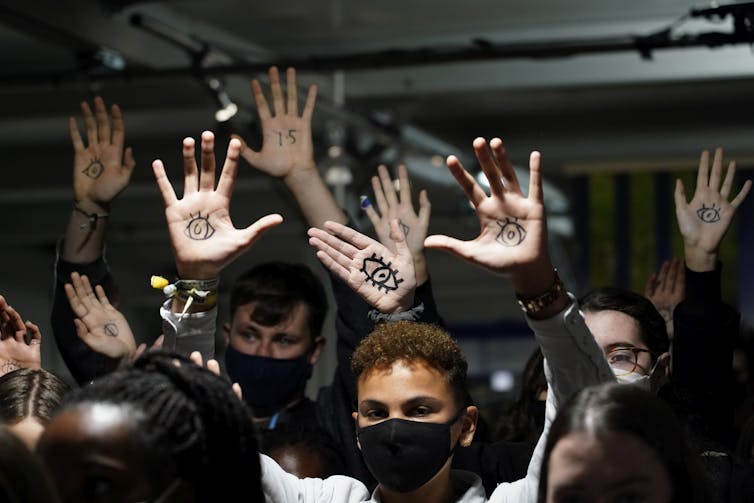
left=73, top=318, right=91, bottom=343
left=239, top=213, right=284, bottom=248
left=695, top=150, right=710, bottom=194
left=111, top=103, right=125, bottom=147
left=81, top=101, right=98, bottom=147
left=152, top=334, right=165, bottom=350
left=389, top=219, right=410, bottom=257
left=250, top=79, right=272, bottom=121
left=418, top=189, right=431, bottom=225
left=378, top=164, right=400, bottom=209
left=474, top=137, right=505, bottom=197
left=397, top=164, right=412, bottom=205
left=285, top=67, right=298, bottom=116
left=676, top=261, right=686, bottom=294
left=206, top=358, right=221, bottom=377
left=528, top=151, right=543, bottom=203
left=731, top=179, right=753, bottom=209
left=189, top=350, right=204, bottom=368
left=708, top=147, right=724, bottom=193
left=232, top=382, right=243, bottom=401
left=182, top=137, right=199, bottom=196
left=664, top=259, right=678, bottom=295
left=302, top=84, right=317, bottom=122
left=152, top=159, right=178, bottom=207
left=93, top=96, right=111, bottom=145
left=490, top=137, right=521, bottom=193
left=2, top=305, right=25, bottom=342
left=94, top=285, right=112, bottom=308
left=64, top=283, right=88, bottom=319
left=307, top=226, right=360, bottom=259
left=673, top=179, right=687, bottom=210
left=323, top=220, right=379, bottom=250
left=446, top=155, right=487, bottom=207
left=133, top=343, right=147, bottom=361
left=423, top=234, right=473, bottom=262
left=199, top=131, right=216, bottom=192
left=268, top=66, right=285, bottom=117
left=371, top=170, right=390, bottom=218
left=312, top=248, right=350, bottom=283
left=123, top=146, right=136, bottom=173
left=216, top=137, right=242, bottom=198
left=69, top=117, right=85, bottom=152
left=24, top=321, right=41, bottom=345
left=361, top=196, right=382, bottom=229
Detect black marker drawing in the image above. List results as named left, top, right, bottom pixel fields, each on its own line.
left=103, top=323, right=119, bottom=337
left=82, top=158, right=104, bottom=179
left=495, top=218, right=527, bottom=246
left=399, top=220, right=410, bottom=237
left=184, top=212, right=216, bottom=240
left=276, top=129, right=298, bottom=146
left=697, top=203, right=721, bottom=223
left=361, top=253, right=404, bottom=292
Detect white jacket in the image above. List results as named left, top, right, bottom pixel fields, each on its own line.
left=259, top=297, right=614, bottom=503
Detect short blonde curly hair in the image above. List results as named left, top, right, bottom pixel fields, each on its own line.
left=351, top=321, right=468, bottom=407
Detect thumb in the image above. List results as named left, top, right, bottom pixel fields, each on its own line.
left=231, top=134, right=260, bottom=165
left=424, top=234, right=473, bottom=261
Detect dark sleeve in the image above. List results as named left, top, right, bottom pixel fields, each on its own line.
left=50, top=246, right=113, bottom=385
left=672, top=263, right=738, bottom=448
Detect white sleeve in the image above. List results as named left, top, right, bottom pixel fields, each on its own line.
left=260, top=454, right=371, bottom=503
left=489, top=296, right=615, bottom=503
left=159, top=300, right=216, bottom=360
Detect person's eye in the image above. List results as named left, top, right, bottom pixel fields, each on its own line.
left=276, top=337, right=296, bottom=346
left=410, top=406, right=432, bottom=417
left=363, top=409, right=388, bottom=420
left=239, top=331, right=258, bottom=341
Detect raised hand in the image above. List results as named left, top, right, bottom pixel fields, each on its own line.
left=152, top=131, right=283, bottom=279
left=64, top=272, right=136, bottom=362
left=424, top=138, right=551, bottom=293
left=675, top=148, right=751, bottom=272
left=188, top=350, right=243, bottom=401
left=361, top=164, right=431, bottom=283
left=308, top=220, right=416, bottom=313
left=0, top=295, right=41, bottom=375
left=70, top=96, right=135, bottom=211
left=237, top=66, right=317, bottom=180
left=644, top=258, right=685, bottom=339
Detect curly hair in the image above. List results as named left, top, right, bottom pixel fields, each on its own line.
left=351, top=321, right=468, bottom=407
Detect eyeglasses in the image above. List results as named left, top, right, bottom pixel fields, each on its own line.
left=605, top=346, right=653, bottom=376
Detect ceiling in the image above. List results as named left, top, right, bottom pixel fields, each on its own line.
left=2, top=0, right=754, bottom=326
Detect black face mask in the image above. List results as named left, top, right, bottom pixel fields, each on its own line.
left=357, top=409, right=465, bottom=493
left=224, top=344, right=312, bottom=412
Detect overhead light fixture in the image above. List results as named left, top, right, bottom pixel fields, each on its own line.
left=205, top=77, right=238, bottom=123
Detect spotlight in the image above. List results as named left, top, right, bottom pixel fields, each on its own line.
left=206, top=78, right=238, bottom=123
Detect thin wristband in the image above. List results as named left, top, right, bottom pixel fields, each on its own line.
left=73, top=203, right=109, bottom=230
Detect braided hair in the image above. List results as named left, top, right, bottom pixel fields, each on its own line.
left=61, top=351, right=263, bottom=502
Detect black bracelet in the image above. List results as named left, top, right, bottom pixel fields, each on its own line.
left=73, top=203, right=109, bottom=230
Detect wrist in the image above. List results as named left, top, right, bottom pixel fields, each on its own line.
left=176, top=262, right=221, bottom=281
left=508, top=258, right=557, bottom=298
left=75, top=199, right=110, bottom=214
left=684, top=245, right=717, bottom=272
left=282, top=161, right=319, bottom=185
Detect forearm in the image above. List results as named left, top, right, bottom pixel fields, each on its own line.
left=62, top=201, right=109, bottom=263
left=284, top=165, right=347, bottom=228
left=160, top=300, right=217, bottom=359
left=684, top=243, right=716, bottom=273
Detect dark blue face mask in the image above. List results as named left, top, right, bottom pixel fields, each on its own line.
left=224, top=344, right=313, bottom=412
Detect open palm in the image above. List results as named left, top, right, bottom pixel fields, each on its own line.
left=425, top=138, right=546, bottom=278
left=308, top=220, right=416, bottom=313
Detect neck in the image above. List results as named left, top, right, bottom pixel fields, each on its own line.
left=378, top=461, right=454, bottom=503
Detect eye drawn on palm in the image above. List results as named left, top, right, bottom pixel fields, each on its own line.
left=64, top=272, right=136, bottom=360
left=425, top=138, right=546, bottom=277
left=238, top=66, right=317, bottom=178
left=308, top=220, right=416, bottom=313
left=674, top=148, right=751, bottom=255
left=70, top=97, right=135, bottom=206
left=153, top=132, right=283, bottom=279
left=364, top=164, right=431, bottom=257
left=0, top=295, right=41, bottom=373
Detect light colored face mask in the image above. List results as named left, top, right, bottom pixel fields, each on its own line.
left=611, top=357, right=661, bottom=392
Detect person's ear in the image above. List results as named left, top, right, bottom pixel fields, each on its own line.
left=458, top=406, right=478, bottom=448
left=308, top=336, right=326, bottom=366
left=654, top=351, right=671, bottom=388
left=222, top=323, right=231, bottom=345
left=352, top=411, right=361, bottom=450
